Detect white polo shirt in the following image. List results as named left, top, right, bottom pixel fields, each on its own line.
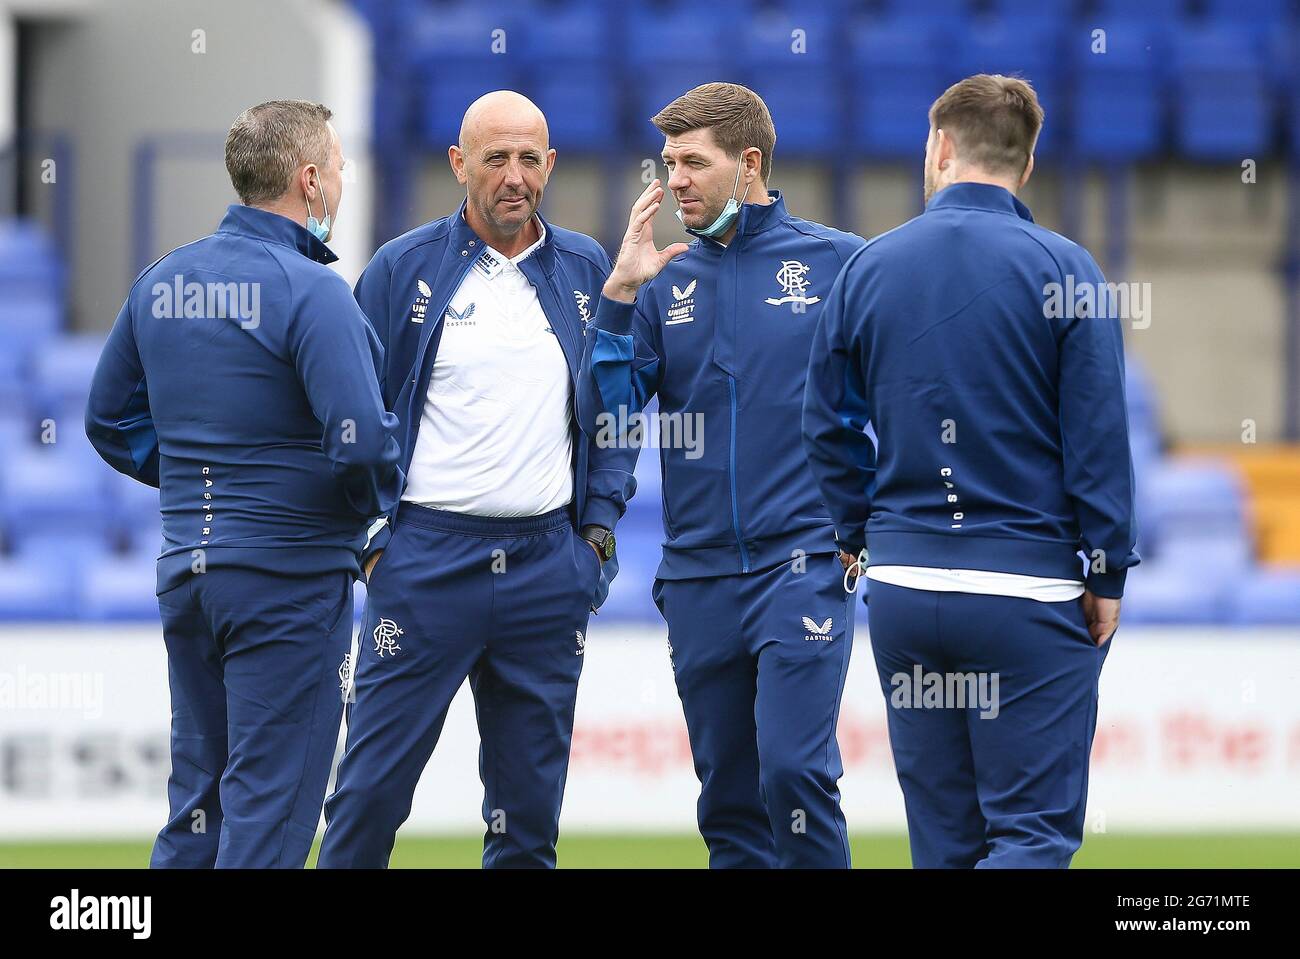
left=866, top=566, right=1084, bottom=602
left=401, top=220, right=575, bottom=517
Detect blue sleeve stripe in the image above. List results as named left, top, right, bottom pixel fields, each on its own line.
left=591, top=329, right=635, bottom=415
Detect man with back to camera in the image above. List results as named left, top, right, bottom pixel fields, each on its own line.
left=317, top=91, right=635, bottom=869
left=577, top=82, right=865, bottom=868
left=802, top=74, right=1140, bottom=868
left=85, top=100, right=402, bottom=868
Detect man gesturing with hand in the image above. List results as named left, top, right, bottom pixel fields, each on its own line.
left=578, top=83, right=865, bottom=869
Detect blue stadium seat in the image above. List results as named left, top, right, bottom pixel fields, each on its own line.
left=0, top=555, right=76, bottom=621
left=81, top=555, right=161, bottom=621
left=631, top=69, right=738, bottom=148
left=1071, top=23, right=1164, bottom=160
left=1122, top=560, right=1238, bottom=625
left=0, top=444, right=114, bottom=547
left=737, top=7, right=842, bottom=154
left=102, top=468, right=161, bottom=542
left=421, top=71, right=526, bottom=147
left=954, top=18, right=1067, bottom=156
left=872, top=0, right=971, bottom=34
left=847, top=16, right=950, bottom=158
left=624, top=2, right=736, bottom=146
left=1171, top=25, right=1272, bottom=159
left=1138, top=459, right=1248, bottom=559
left=746, top=68, right=842, bottom=156
left=0, top=293, right=62, bottom=378
left=0, top=219, right=64, bottom=301
left=1229, top=569, right=1300, bottom=623
left=626, top=0, right=748, bottom=67
left=1093, top=0, right=1187, bottom=24
left=531, top=67, right=619, bottom=151
left=405, top=1, right=525, bottom=147
left=985, top=0, right=1075, bottom=30
left=1204, top=0, right=1293, bottom=28
left=32, top=333, right=105, bottom=414
left=514, top=0, right=612, bottom=64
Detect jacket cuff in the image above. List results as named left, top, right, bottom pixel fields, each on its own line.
left=834, top=525, right=866, bottom=557
left=1086, top=567, right=1127, bottom=599
left=595, top=295, right=637, bottom=336
left=581, top=494, right=623, bottom=532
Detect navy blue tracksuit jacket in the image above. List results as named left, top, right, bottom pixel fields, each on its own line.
left=318, top=204, right=635, bottom=868
left=86, top=204, right=402, bottom=867
left=578, top=192, right=865, bottom=868
left=350, top=200, right=633, bottom=591
left=802, top=182, right=1140, bottom=867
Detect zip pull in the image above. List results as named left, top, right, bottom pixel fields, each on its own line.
left=843, top=547, right=869, bottom=594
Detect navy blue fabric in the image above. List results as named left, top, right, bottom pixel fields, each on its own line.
left=867, top=580, right=1111, bottom=869
left=351, top=201, right=634, bottom=608
left=653, top=553, right=854, bottom=868
left=578, top=193, right=865, bottom=580
left=85, top=204, right=403, bottom=593
left=802, top=183, right=1139, bottom=598
left=319, top=504, right=600, bottom=868
left=151, top=568, right=354, bottom=869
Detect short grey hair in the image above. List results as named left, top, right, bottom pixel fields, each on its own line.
left=224, top=100, right=334, bottom=205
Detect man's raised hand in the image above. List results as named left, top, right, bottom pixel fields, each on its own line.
left=602, top=179, right=689, bottom=303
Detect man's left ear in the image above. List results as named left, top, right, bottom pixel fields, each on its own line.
left=1020, top=154, right=1035, bottom=188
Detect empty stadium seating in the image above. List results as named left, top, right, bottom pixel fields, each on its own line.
left=3, top=0, right=1300, bottom=624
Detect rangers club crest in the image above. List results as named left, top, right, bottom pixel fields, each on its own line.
left=373, top=618, right=404, bottom=657
left=764, top=260, right=820, bottom=307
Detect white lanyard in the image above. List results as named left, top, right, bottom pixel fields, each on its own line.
left=843, top=547, right=869, bottom=594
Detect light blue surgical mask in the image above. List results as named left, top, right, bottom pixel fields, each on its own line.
left=676, top=157, right=751, bottom=240
left=305, top=169, right=332, bottom=243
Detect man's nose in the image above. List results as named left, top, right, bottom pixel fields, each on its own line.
left=666, top=169, right=688, bottom=192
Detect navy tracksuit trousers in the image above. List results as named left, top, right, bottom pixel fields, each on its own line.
left=653, top=552, right=854, bottom=869
left=867, top=580, right=1112, bottom=869
left=151, top=567, right=354, bottom=869
left=318, top=504, right=598, bottom=869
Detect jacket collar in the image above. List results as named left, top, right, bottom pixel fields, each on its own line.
left=924, top=182, right=1034, bottom=222
left=700, top=190, right=790, bottom=250
left=217, top=204, right=338, bottom=264
left=449, top=198, right=556, bottom=276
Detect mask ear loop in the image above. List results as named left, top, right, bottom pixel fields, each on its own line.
left=843, top=547, right=869, bottom=594
left=304, top=167, right=329, bottom=228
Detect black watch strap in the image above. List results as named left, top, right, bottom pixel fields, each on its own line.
left=580, top=524, right=615, bottom=561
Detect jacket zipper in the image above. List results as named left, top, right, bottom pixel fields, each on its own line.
left=727, top=374, right=751, bottom=573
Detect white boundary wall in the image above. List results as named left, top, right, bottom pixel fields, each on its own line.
left=1, top=624, right=1298, bottom=839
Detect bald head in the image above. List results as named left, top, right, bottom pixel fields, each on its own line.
left=458, top=90, right=549, bottom=153
left=450, top=90, right=556, bottom=248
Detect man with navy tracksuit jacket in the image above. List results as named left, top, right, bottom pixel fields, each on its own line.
left=578, top=84, right=864, bottom=868
left=85, top=101, right=402, bottom=868
left=318, top=92, right=633, bottom=869
left=802, top=76, right=1139, bottom=868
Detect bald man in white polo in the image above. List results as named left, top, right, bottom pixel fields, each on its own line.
left=318, top=92, right=634, bottom=869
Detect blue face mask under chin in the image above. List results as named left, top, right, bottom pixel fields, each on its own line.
left=676, top=158, right=751, bottom=240
left=305, top=171, right=332, bottom=243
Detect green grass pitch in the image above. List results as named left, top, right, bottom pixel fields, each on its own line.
left=1, top=833, right=1297, bottom=868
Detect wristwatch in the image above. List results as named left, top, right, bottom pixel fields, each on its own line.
left=580, top=525, right=616, bottom=562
